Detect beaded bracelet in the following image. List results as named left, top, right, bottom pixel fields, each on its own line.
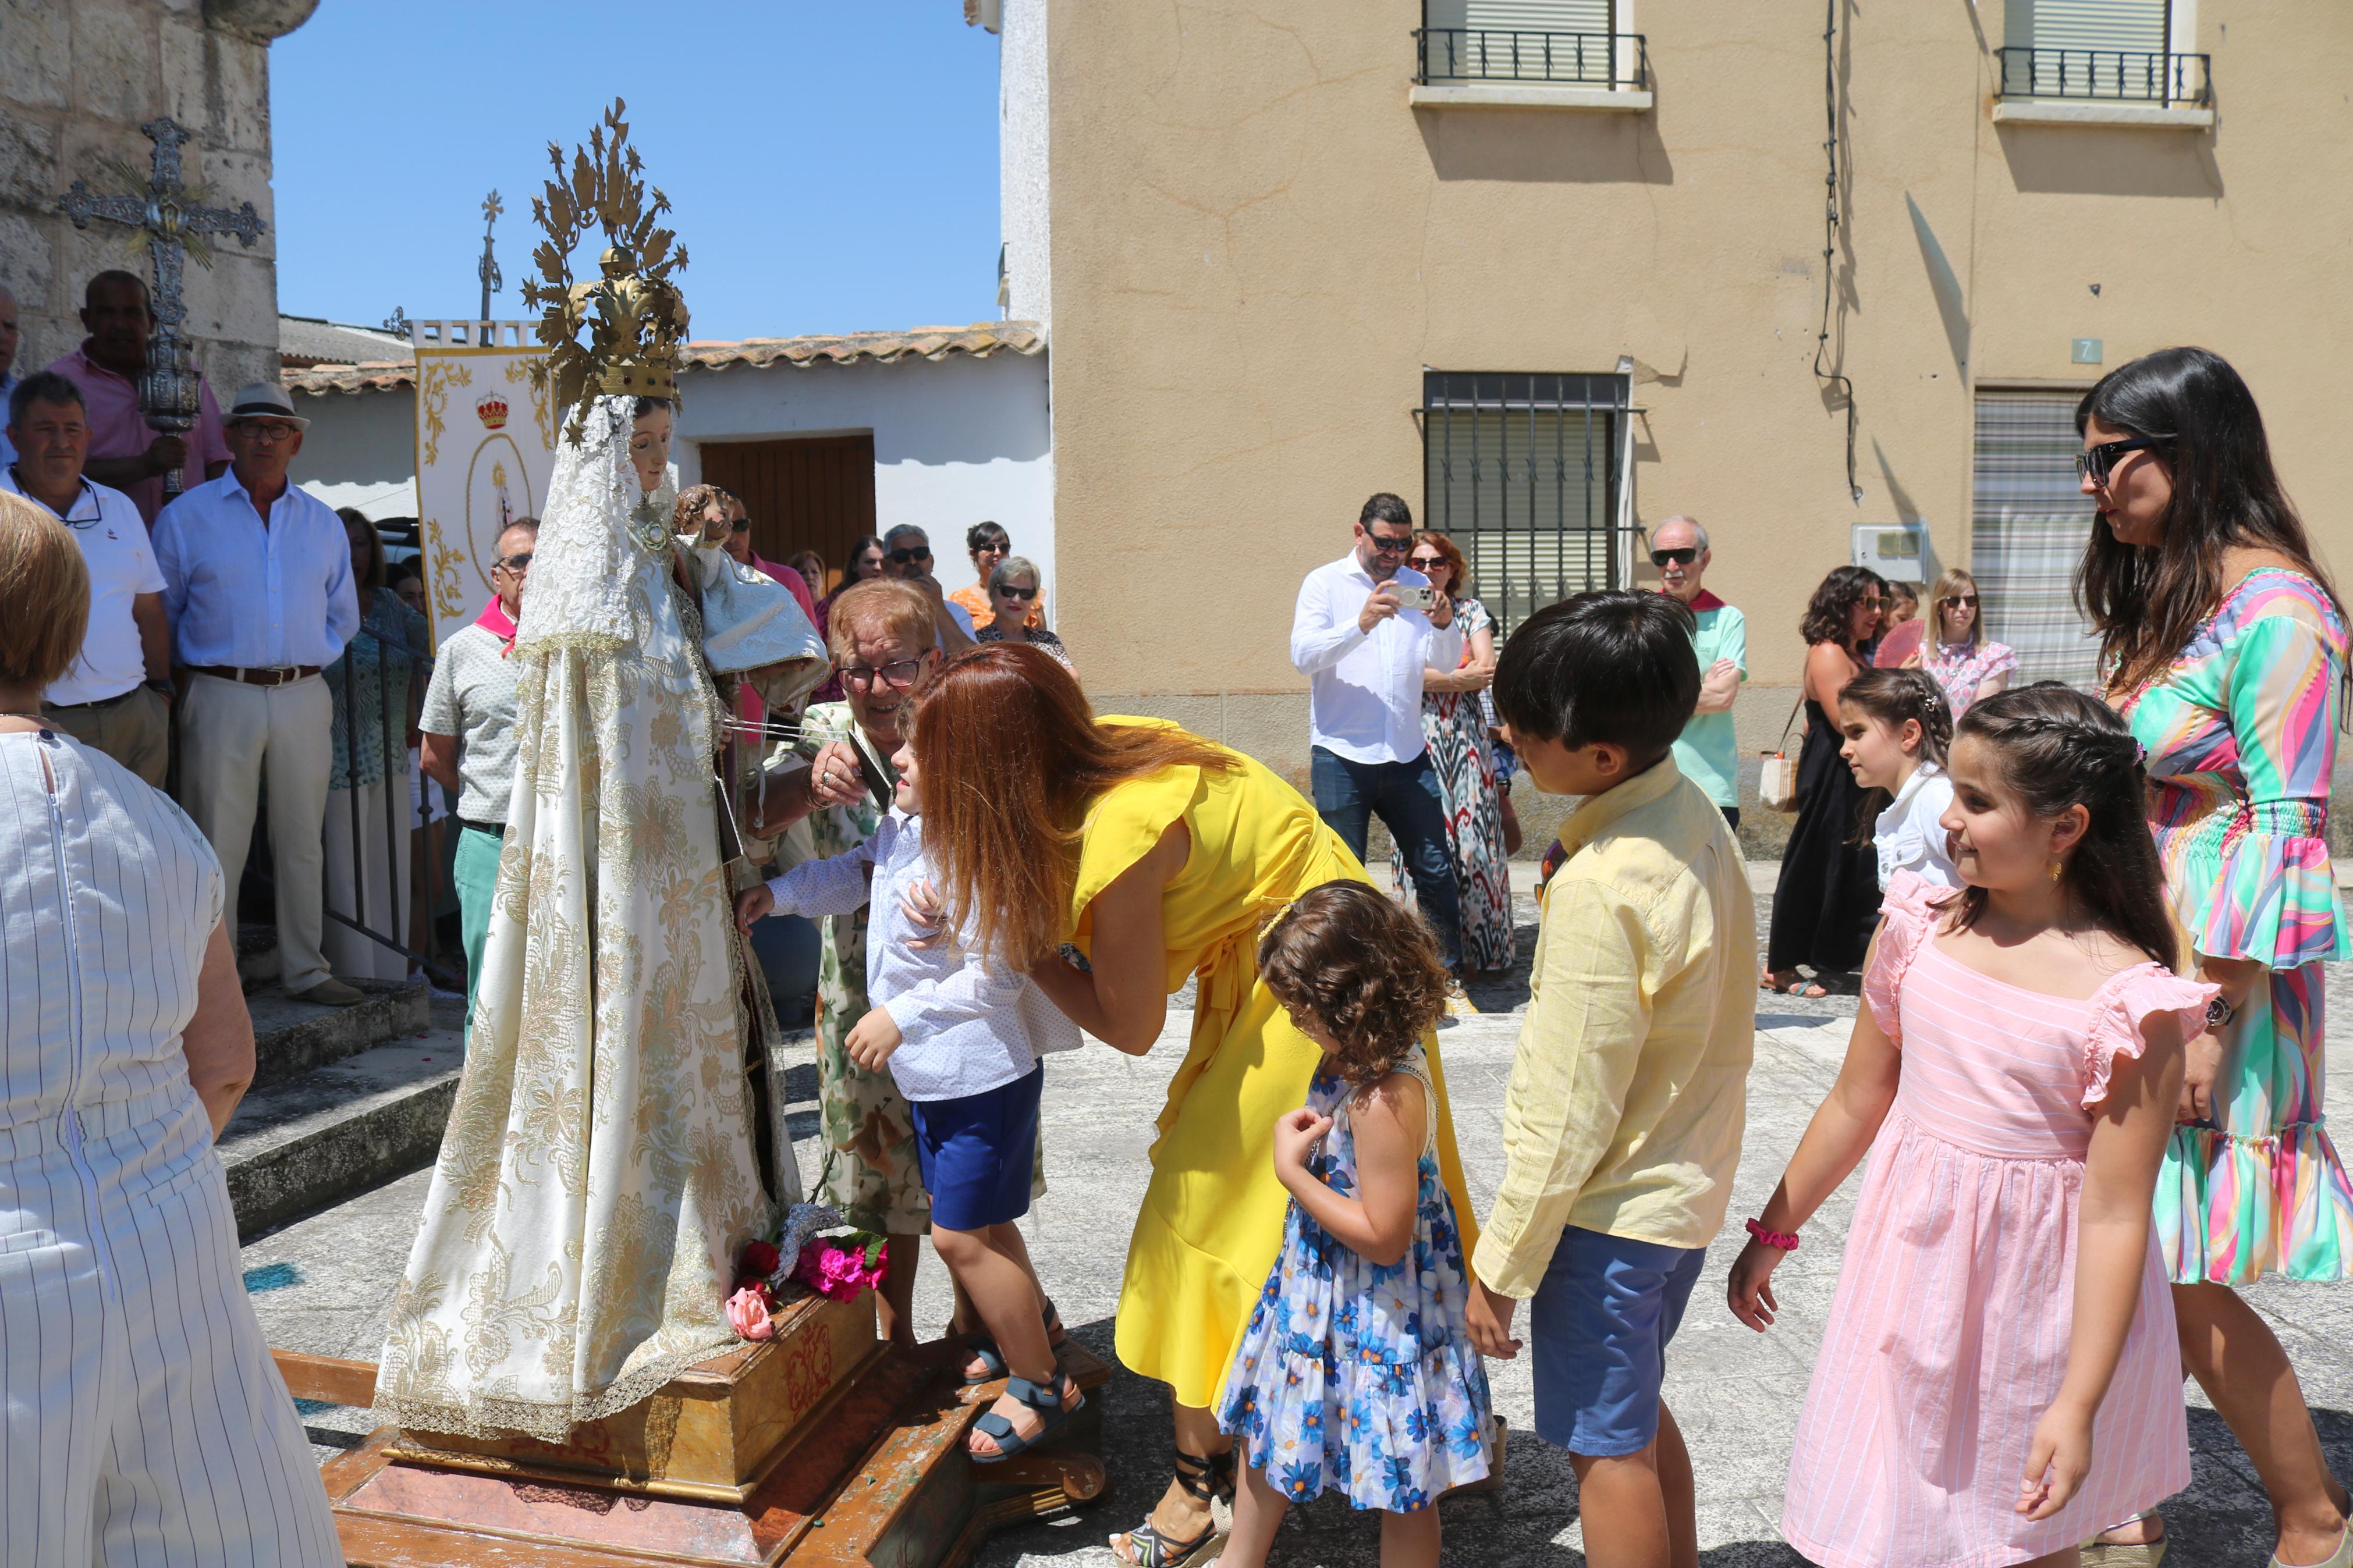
left=1744, top=1218, right=1800, bottom=1251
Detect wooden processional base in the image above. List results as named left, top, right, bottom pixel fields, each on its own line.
left=275, top=1292, right=1110, bottom=1568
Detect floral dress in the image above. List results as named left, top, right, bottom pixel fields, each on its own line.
left=1922, top=638, right=2017, bottom=719
left=1391, top=596, right=1515, bottom=972
left=1215, top=1045, right=1492, bottom=1512
left=2120, top=568, right=2353, bottom=1283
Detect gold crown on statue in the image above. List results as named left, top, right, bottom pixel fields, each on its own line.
left=523, top=98, right=690, bottom=441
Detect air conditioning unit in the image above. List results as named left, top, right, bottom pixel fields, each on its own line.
left=1852, top=521, right=1935, bottom=585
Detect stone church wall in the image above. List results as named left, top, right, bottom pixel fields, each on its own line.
left=0, top=0, right=315, bottom=397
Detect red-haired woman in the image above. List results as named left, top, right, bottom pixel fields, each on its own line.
left=910, top=644, right=1481, bottom=1567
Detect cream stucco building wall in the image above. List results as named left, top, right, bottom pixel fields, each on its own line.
left=1014, top=1, right=2353, bottom=824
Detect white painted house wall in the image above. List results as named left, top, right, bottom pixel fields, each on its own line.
left=675, top=348, right=1055, bottom=611
left=290, top=384, right=418, bottom=520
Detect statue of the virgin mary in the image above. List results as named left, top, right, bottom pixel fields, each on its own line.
left=375, top=104, right=829, bottom=1442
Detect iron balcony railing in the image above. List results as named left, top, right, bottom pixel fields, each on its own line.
left=1414, top=29, right=1650, bottom=91
left=1996, top=47, right=2211, bottom=105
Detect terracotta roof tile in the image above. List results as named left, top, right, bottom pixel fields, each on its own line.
left=283, top=321, right=1044, bottom=397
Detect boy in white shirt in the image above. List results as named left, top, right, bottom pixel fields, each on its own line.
left=734, top=735, right=1082, bottom=1463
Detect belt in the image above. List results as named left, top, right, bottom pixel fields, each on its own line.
left=44, top=687, right=143, bottom=713
left=457, top=817, right=506, bottom=837
left=190, top=665, right=321, bottom=687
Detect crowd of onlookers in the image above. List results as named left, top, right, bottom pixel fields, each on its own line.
left=2, top=269, right=1057, bottom=1021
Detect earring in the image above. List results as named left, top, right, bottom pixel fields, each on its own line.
left=2047, top=858, right=2064, bottom=883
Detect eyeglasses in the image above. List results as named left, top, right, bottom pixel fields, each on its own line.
left=996, top=585, right=1038, bottom=601
left=1945, top=593, right=1978, bottom=608
left=1363, top=532, right=1412, bottom=553
left=887, top=546, right=932, bottom=564
left=2077, top=437, right=2169, bottom=485
left=729, top=518, right=750, bottom=532
left=233, top=422, right=300, bottom=445
left=841, top=659, right=925, bottom=690
left=1408, top=554, right=1447, bottom=571
left=1860, top=596, right=1885, bottom=610
left=1649, top=547, right=1699, bottom=567
left=495, top=552, right=533, bottom=572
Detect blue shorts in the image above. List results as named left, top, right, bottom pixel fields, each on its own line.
left=1529, top=1225, right=1708, bottom=1457
left=908, top=1063, right=1044, bottom=1232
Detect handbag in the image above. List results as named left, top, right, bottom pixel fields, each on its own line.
left=1757, top=696, right=1805, bottom=813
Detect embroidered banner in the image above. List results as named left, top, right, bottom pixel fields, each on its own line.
left=413, top=337, right=556, bottom=642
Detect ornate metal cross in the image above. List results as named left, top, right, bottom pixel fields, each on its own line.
left=56, top=115, right=267, bottom=501
left=478, top=189, right=504, bottom=329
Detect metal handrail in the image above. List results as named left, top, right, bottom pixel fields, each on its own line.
left=1995, top=46, right=2211, bottom=105
left=1414, top=28, right=1650, bottom=90
left=325, top=615, right=460, bottom=990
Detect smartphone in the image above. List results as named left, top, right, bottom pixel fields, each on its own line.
left=1394, top=584, right=1437, bottom=613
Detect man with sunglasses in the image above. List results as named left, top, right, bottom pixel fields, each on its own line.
left=154, top=382, right=363, bottom=1007
left=1648, top=515, right=1746, bottom=831
left=3, top=371, right=174, bottom=784
left=1291, top=491, right=1468, bottom=980
left=879, top=524, right=977, bottom=653
left=420, top=518, right=540, bottom=1041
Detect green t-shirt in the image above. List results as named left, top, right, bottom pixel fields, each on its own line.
left=1670, top=599, right=1747, bottom=808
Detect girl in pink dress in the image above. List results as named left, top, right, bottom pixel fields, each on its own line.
left=1729, top=684, right=2209, bottom=1568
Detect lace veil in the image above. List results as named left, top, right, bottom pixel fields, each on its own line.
left=513, top=395, right=675, bottom=654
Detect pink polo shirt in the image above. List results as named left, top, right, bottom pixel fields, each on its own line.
left=48, top=344, right=231, bottom=526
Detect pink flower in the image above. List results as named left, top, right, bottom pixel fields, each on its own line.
left=794, top=1238, right=890, bottom=1302
left=726, top=1285, right=775, bottom=1341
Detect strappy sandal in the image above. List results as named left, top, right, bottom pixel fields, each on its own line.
left=1109, top=1449, right=1227, bottom=1566
left=967, top=1370, right=1083, bottom=1463
left=960, top=1297, right=1068, bottom=1388
left=2081, top=1513, right=2168, bottom=1566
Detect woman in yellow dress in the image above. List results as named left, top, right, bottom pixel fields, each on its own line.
left=911, top=643, right=1479, bottom=1565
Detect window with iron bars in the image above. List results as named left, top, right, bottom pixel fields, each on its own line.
left=1416, top=0, right=1648, bottom=90
left=1421, top=372, right=1632, bottom=638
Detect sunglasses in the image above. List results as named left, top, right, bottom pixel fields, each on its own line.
left=887, top=546, right=932, bottom=564
left=729, top=518, right=751, bottom=532
left=2077, top=436, right=2169, bottom=485
left=1363, top=532, right=1412, bottom=553
left=1649, top=547, right=1699, bottom=567
left=1408, top=553, right=1448, bottom=569
left=495, top=551, right=533, bottom=572
left=996, top=585, right=1038, bottom=601
left=1945, top=594, right=1978, bottom=608
left=842, top=659, right=925, bottom=690
left=1860, top=596, right=1885, bottom=610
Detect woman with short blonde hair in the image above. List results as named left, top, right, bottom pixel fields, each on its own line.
left=1921, top=566, right=2016, bottom=717
left=0, top=491, right=342, bottom=1563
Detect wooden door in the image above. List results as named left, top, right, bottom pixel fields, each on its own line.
left=697, top=433, right=876, bottom=593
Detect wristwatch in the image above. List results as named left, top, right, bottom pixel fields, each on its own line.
left=2203, top=994, right=2237, bottom=1033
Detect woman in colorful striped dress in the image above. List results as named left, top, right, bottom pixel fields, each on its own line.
left=2078, top=347, right=2353, bottom=1568
left=1392, top=533, right=1515, bottom=973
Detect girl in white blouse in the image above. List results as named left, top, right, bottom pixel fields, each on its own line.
left=1837, top=667, right=1961, bottom=890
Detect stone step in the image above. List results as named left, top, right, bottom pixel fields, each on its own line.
left=246, top=978, right=428, bottom=1090
left=221, top=1019, right=461, bottom=1243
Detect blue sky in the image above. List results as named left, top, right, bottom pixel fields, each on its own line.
left=269, top=3, right=1003, bottom=342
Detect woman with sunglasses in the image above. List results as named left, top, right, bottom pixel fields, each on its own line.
left=1918, top=567, right=2014, bottom=717
left=1395, top=531, right=1513, bottom=973
left=2075, top=348, right=2353, bottom=1568
left=1761, top=564, right=1887, bottom=998
left=972, top=554, right=1071, bottom=668
left=952, top=521, right=1041, bottom=634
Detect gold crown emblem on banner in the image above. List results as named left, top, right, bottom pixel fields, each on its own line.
left=474, top=393, right=509, bottom=430
left=523, top=98, right=690, bottom=442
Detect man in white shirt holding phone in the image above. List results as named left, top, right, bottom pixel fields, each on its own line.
left=1289, top=492, right=1467, bottom=979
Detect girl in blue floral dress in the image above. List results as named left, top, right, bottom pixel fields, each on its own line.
left=1216, top=883, right=1492, bottom=1568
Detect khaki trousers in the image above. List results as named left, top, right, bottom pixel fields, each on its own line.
left=179, top=673, right=333, bottom=994
left=42, top=685, right=168, bottom=788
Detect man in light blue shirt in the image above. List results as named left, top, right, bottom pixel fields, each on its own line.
left=1649, top=515, right=1746, bottom=829
left=153, top=382, right=363, bottom=1006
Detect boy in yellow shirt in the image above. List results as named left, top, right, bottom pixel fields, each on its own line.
left=1464, top=590, right=1757, bottom=1568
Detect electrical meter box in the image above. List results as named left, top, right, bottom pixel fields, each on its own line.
left=1851, top=522, right=1933, bottom=584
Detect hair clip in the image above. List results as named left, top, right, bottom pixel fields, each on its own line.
left=1257, top=895, right=1301, bottom=943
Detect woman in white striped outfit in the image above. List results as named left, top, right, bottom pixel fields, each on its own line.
left=0, top=492, right=342, bottom=1567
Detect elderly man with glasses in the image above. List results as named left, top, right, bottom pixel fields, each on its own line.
left=154, top=382, right=361, bottom=1007
left=1649, top=514, right=1747, bottom=831
left=419, top=517, right=539, bottom=1042
left=1290, top=490, right=1468, bottom=983
left=879, top=523, right=978, bottom=653
left=2, top=371, right=175, bottom=784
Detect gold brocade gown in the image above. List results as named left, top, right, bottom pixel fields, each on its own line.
left=1076, top=721, right=1480, bottom=1409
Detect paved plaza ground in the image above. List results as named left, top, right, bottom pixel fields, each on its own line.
left=246, top=864, right=2353, bottom=1566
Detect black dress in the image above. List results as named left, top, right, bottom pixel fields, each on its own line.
left=1766, top=698, right=1882, bottom=979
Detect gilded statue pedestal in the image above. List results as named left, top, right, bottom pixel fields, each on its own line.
left=275, top=1296, right=1110, bottom=1567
